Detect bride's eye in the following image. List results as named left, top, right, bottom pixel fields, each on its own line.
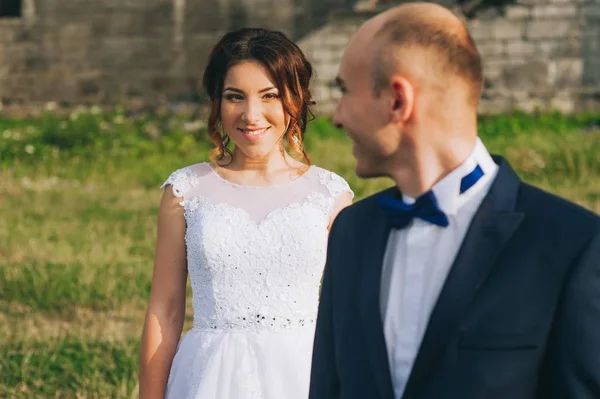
left=225, top=94, right=243, bottom=102
left=263, top=93, right=279, bottom=100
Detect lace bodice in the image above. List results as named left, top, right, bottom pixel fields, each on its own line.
left=161, top=162, right=353, bottom=332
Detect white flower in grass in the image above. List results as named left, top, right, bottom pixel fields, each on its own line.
left=90, top=105, right=102, bottom=115
left=3, top=130, right=12, bottom=139
left=143, top=122, right=161, bottom=140
left=113, top=115, right=125, bottom=124
left=25, top=144, right=35, bottom=154
left=99, top=121, right=111, bottom=131
left=44, top=102, right=58, bottom=112
left=21, top=177, right=33, bottom=189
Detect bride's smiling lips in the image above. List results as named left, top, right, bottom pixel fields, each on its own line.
left=238, top=127, right=271, bottom=141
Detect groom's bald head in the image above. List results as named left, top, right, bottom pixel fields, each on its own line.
left=367, top=3, right=483, bottom=106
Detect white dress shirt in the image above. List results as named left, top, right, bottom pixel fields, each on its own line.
left=381, top=138, right=499, bottom=399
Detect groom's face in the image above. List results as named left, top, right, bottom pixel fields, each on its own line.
left=333, top=51, right=398, bottom=179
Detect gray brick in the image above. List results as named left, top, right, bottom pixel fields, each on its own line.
left=582, top=37, right=600, bottom=57
left=512, top=89, right=530, bottom=101
left=0, top=25, right=18, bottom=42
left=532, top=4, right=579, bottom=18
left=505, top=6, right=532, bottom=20
left=312, top=48, right=336, bottom=63
left=516, top=0, right=549, bottom=5
left=312, top=86, right=331, bottom=102
left=518, top=98, right=548, bottom=112
left=483, top=65, right=504, bottom=81
left=478, top=97, right=515, bottom=114
left=325, top=33, right=351, bottom=47
left=315, top=63, right=339, bottom=82
left=508, top=57, right=529, bottom=65
left=467, top=21, right=492, bottom=41
left=537, top=39, right=581, bottom=57
left=506, top=40, right=536, bottom=56
left=477, top=42, right=505, bottom=57
left=313, top=101, right=337, bottom=117
left=583, top=57, right=600, bottom=84
left=550, top=96, right=576, bottom=112
left=0, top=64, right=8, bottom=78
left=549, top=0, right=584, bottom=4
left=526, top=20, right=579, bottom=39
left=548, top=58, right=583, bottom=87
left=490, top=20, right=525, bottom=40
left=503, top=60, right=550, bottom=89
left=582, top=5, right=600, bottom=18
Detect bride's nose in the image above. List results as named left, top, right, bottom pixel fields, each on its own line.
left=240, top=97, right=263, bottom=124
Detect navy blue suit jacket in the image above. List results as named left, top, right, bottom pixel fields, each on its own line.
left=309, top=156, right=600, bottom=399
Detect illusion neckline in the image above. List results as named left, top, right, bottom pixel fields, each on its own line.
left=206, top=162, right=314, bottom=189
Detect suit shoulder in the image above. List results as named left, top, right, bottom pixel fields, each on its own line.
left=518, top=182, right=600, bottom=234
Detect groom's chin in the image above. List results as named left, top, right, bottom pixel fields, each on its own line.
left=354, top=164, right=380, bottom=180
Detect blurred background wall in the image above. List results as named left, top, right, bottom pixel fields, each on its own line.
left=1, top=0, right=599, bottom=115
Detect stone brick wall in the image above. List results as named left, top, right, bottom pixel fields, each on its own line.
left=0, top=0, right=347, bottom=106
left=472, top=0, right=593, bottom=113
left=583, top=0, right=600, bottom=102
left=1, top=0, right=216, bottom=104
left=298, top=1, right=600, bottom=115
left=298, top=13, right=366, bottom=115
left=1, top=0, right=599, bottom=114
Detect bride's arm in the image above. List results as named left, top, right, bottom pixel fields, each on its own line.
left=139, top=186, right=188, bottom=399
left=328, top=191, right=353, bottom=231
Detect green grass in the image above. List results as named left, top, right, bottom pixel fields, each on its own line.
left=0, top=261, right=151, bottom=313
left=0, top=107, right=599, bottom=397
left=0, top=338, right=139, bottom=398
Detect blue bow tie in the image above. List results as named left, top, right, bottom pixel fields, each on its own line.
left=378, top=190, right=448, bottom=229
left=378, top=164, right=484, bottom=229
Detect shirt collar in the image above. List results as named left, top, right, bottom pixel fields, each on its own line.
left=402, top=137, right=497, bottom=216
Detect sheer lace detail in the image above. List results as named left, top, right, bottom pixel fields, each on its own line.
left=161, top=166, right=200, bottom=199
left=160, top=162, right=353, bottom=333
left=319, top=169, right=354, bottom=200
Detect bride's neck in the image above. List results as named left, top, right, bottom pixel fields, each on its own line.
left=228, top=147, right=297, bottom=174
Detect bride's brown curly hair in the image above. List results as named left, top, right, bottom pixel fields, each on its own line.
left=202, top=28, right=315, bottom=164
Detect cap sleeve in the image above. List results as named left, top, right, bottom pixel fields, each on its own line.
left=160, top=166, right=199, bottom=198
left=319, top=170, right=354, bottom=200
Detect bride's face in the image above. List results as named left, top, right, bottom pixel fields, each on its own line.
left=220, top=60, right=289, bottom=159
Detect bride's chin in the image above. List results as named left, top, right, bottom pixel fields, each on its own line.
left=235, top=147, right=274, bottom=160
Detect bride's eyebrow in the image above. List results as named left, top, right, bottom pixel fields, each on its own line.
left=223, top=86, right=277, bottom=94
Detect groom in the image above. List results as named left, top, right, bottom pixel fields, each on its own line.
left=309, top=3, right=600, bottom=399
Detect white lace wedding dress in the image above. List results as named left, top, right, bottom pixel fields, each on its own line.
left=160, top=162, right=353, bottom=399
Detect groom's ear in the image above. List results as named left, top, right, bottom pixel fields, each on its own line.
left=390, top=76, right=413, bottom=123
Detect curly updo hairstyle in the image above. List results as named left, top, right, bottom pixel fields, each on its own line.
left=202, top=28, right=315, bottom=164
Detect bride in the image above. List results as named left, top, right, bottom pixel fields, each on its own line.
left=138, top=27, right=354, bottom=399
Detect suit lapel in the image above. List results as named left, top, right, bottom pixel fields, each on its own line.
left=402, top=157, right=525, bottom=398
left=359, top=187, right=396, bottom=399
